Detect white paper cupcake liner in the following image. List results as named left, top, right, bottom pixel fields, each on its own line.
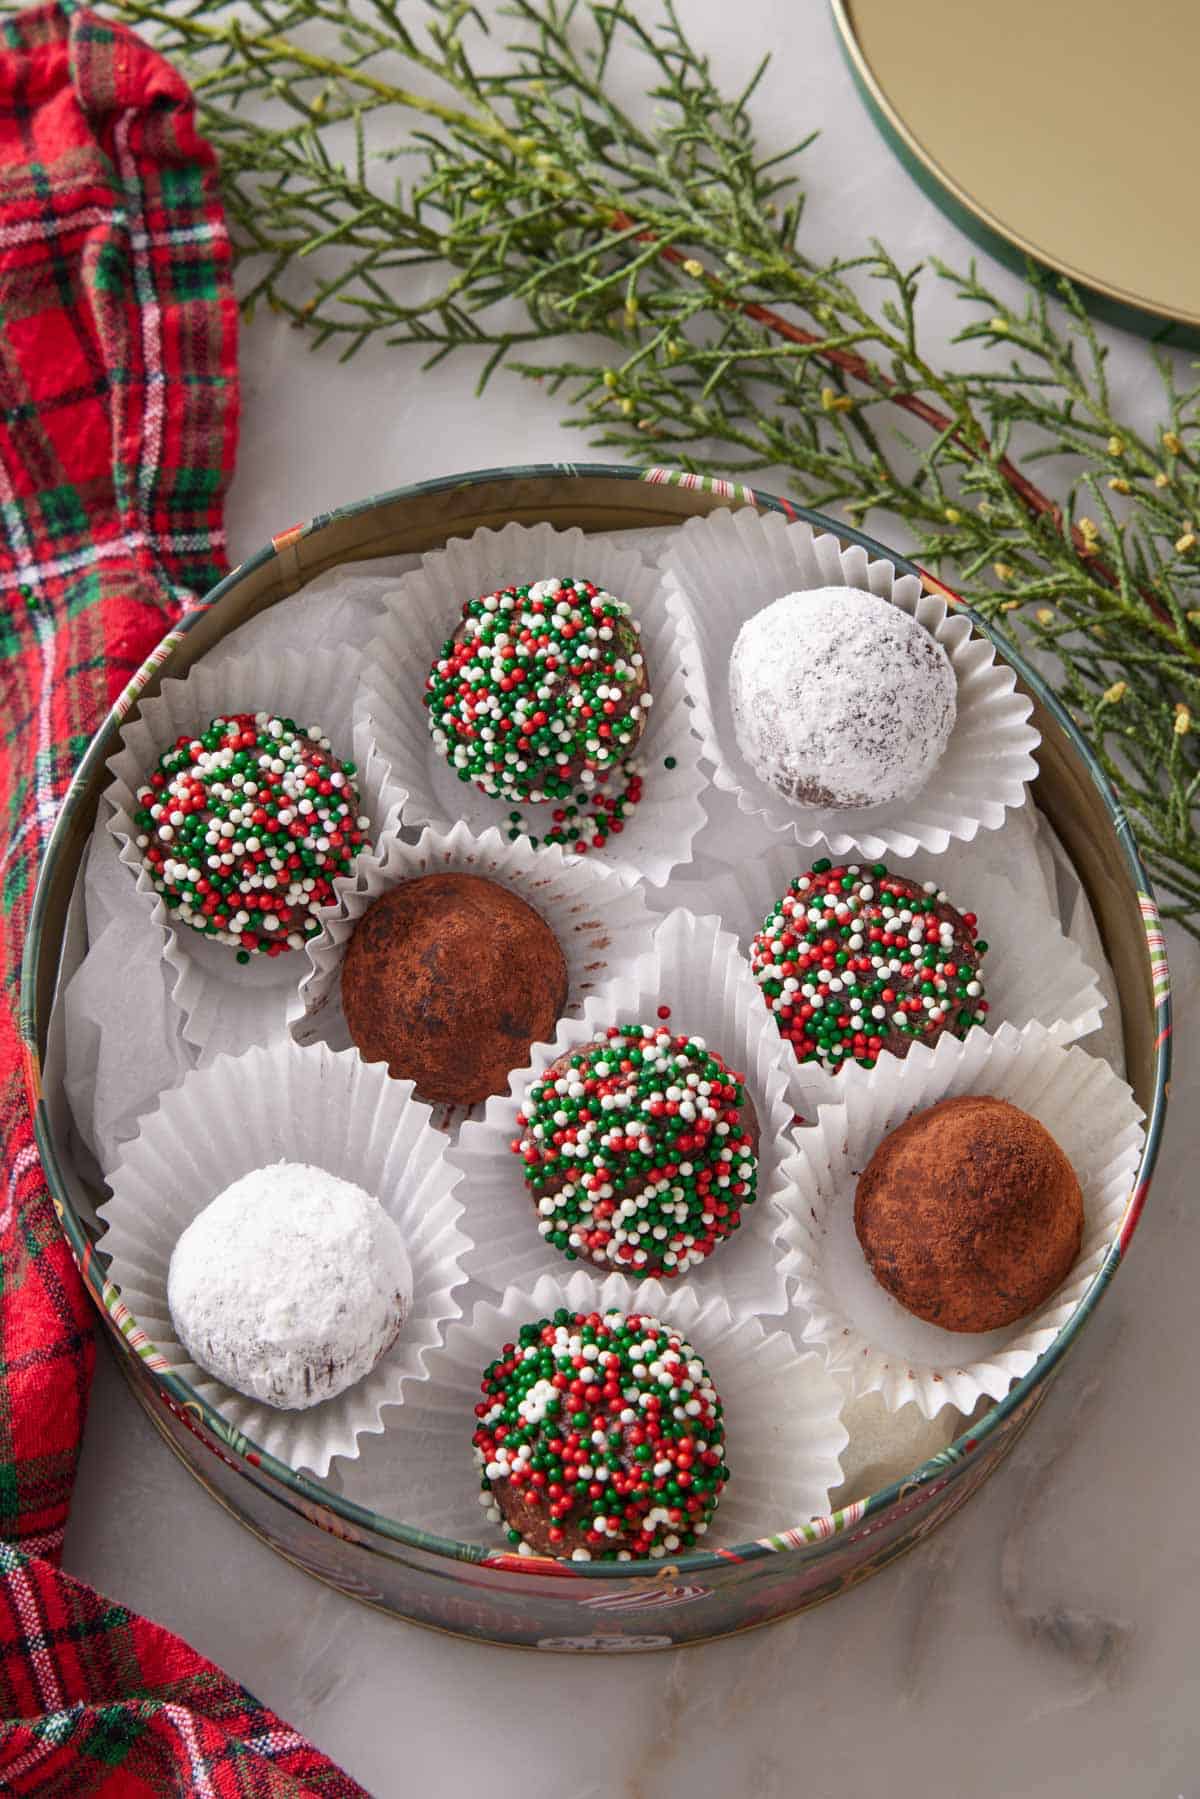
left=196, top=568, right=399, bottom=672
left=830, top=1390, right=966, bottom=1508
left=293, top=817, right=659, bottom=1132
left=449, top=907, right=795, bottom=1317
left=355, top=520, right=707, bottom=887
left=658, top=507, right=1040, bottom=858
left=104, top=648, right=405, bottom=1057
left=668, top=838, right=1106, bottom=1120
left=97, top=1038, right=470, bottom=1477
left=777, top=1021, right=1144, bottom=1419
left=337, top=1269, right=848, bottom=1551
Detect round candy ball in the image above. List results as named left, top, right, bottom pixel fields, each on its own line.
left=474, top=1308, right=728, bottom=1561
left=133, top=712, right=368, bottom=961
left=167, top=1162, right=412, bottom=1409
left=728, top=587, right=957, bottom=809
left=512, top=1022, right=759, bottom=1279
left=750, top=859, right=987, bottom=1072
left=341, top=872, right=568, bottom=1107
left=854, top=1095, right=1084, bottom=1333
left=424, top=576, right=651, bottom=806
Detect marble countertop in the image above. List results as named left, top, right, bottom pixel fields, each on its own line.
left=62, top=1, right=1199, bottom=1793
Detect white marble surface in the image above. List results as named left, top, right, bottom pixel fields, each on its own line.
left=62, top=1, right=1200, bottom=1792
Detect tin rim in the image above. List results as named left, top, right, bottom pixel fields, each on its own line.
left=21, top=462, right=1172, bottom=1581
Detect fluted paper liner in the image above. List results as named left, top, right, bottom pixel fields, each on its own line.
left=104, top=648, right=405, bottom=1056
left=356, top=520, right=706, bottom=886
left=450, top=907, right=795, bottom=1317
left=294, top=818, right=658, bottom=1132
left=669, top=838, right=1106, bottom=1119
left=777, top=1022, right=1144, bottom=1419
left=659, top=508, right=1040, bottom=858
left=338, top=1269, right=848, bottom=1550
left=97, top=1039, right=470, bottom=1477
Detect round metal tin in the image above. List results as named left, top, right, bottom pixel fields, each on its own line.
left=21, top=464, right=1171, bottom=1648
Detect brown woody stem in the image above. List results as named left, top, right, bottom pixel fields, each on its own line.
left=610, top=212, right=1171, bottom=628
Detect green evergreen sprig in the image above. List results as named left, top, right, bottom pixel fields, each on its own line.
left=97, top=0, right=1200, bottom=928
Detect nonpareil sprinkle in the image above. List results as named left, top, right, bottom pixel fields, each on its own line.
left=502, top=765, right=644, bottom=858
left=511, top=1023, right=758, bottom=1279
left=749, top=860, right=987, bottom=1071
left=423, top=575, right=652, bottom=810
left=132, top=712, right=368, bottom=960
left=474, top=1308, right=727, bottom=1561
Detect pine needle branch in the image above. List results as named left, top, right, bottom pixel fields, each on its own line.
left=85, top=0, right=1200, bottom=928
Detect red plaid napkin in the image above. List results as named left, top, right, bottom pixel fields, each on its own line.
left=0, top=6, right=366, bottom=1792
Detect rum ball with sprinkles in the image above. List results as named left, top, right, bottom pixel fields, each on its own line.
left=511, top=1022, right=759, bottom=1279
left=423, top=576, right=652, bottom=852
left=132, top=712, right=369, bottom=962
left=749, top=860, right=988, bottom=1072
left=474, top=1308, right=728, bottom=1561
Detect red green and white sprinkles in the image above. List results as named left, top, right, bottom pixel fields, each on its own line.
left=423, top=576, right=652, bottom=853
left=512, top=1024, right=758, bottom=1279
left=133, top=712, right=369, bottom=962
left=474, top=1309, right=727, bottom=1561
left=749, top=859, right=988, bottom=1071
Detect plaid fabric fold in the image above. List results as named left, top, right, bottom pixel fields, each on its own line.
left=0, top=7, right=367, bottom=1792
left=0, top=1541, right=368, bottom=1797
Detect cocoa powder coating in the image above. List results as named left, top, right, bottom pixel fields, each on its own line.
left=340, top=873, right=568, bottom=1106
left=853, top=1094, right=1084, bottom=1333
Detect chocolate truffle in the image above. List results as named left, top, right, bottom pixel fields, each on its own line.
left=133, top=712, right=368, bottom=961
left=167, top=1162, right=412, bottom=1409
left=750, top=859, right=987, bottom=1072
left=854, top=1095, right=1084, bottom=1333
left=728, top=587, right=957, bottom=808
left=475, top=1308, right=728, bottom=1560
left=424, top=576, right=651, bottom=806
left=341, top=872, right=567, bottom=1106
left=512, top=1022, right=759, bottom=1279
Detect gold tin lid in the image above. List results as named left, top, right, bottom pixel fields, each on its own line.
left=834, top=0, right=1200, bottom=340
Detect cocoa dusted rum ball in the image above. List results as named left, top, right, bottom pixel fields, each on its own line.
left=853, top=1094, right=1083, bottom=1332
left=340, top=872, right=567, bottom=1106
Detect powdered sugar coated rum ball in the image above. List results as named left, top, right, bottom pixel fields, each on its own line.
left=167, top=1163, right=412, bottom=1409
left=728, top=587, right=957, bottom=809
